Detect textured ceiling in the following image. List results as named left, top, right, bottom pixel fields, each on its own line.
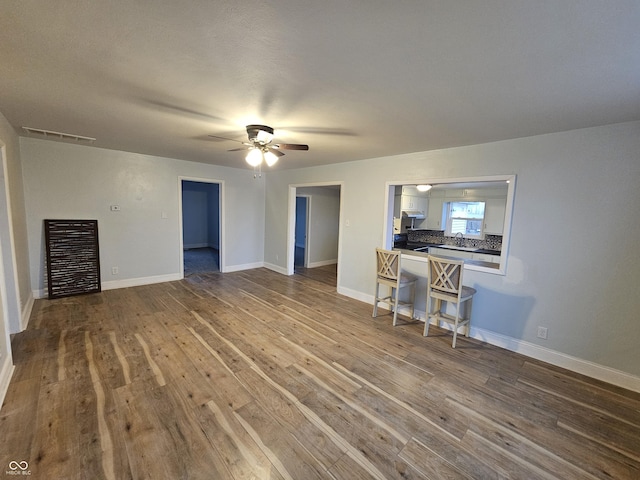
left=1, top=1, right=639, bottom=170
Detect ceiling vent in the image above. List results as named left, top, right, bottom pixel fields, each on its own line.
left=22, top=127, right=96, bottom=143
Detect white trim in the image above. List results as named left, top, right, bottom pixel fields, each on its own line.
left=224, top=262, right=265, bottom=273
left=101, top=273, right=182, bottom=291
left=287, top=182, right=344, bottom=289
left=337, top=285, right=371, bottom=304
left=0, top=356, right=15, bottom=412
left=471, top=326, right=640, bottom=394
left=32, top=273, right=183, bottom=299
left=178, top=176, right=225, bottom=278
left=307, top=259, right=338, bottom=268
left=345, top=289, right=640, bottom=393
left=384, top=174, right=516, bottom=276
left=20, top=292, right=34, bottom=331
left=264, top=262, right=288, bottom=275
left=0, top=145, right=23, bottom=334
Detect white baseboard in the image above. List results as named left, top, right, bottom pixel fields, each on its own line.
left=33, top=273, right=183, bottom=299
left=101, top=273, right=183, bottom=291
left=344, top=290, right=640, bottom=393
left=20, top=292, right=34, bottom=331
left=263, top=263, right=288, bottom=275
left=338, top=285, right=372, bottom=304
left=307, top=259, right=338, bottom=268
left=224, top=262, right=265, bottom=273
left=0, top=355, right=15, bottom=412
left=469, top=327, right=640, bottom=393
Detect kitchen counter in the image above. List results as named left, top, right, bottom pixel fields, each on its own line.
left=396, top=243, right=501, bottom=255
left=394, top=246, right=501, bottom=269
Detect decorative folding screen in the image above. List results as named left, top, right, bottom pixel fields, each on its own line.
left=44, top=219, right=101, bottom=299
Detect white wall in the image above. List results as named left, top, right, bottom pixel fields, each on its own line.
left=265, top=121, right=640, bottom=389
left=297, top=186, right=340, bottom=267
left=21, top=137, right=265, bottom=295
left=0, top=111, right=31, bottom=406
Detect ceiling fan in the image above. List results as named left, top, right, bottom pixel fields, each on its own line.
left=209, top=124, right=309, bottom=167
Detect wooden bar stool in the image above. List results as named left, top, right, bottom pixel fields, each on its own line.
left=372, top=248, right=417, bottom=325
left=425, top=255, right=476, bottom=347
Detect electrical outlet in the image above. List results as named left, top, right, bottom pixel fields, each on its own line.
left=537, top=326, right=548, bottom=339
left=111, top=266, right=119, bottom=275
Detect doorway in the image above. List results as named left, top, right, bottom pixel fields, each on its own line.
left=289, top=184, right=342, bottom=287
left=181, top=180, right=221, bottom=276
left=294, top=196, right=309, bottom=268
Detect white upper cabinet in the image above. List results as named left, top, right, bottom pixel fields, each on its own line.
left=484, top=198, right=506, bottom=234
left=426, top=196, right=444, bottom=229
left=401, top=186, right=428, bottom=214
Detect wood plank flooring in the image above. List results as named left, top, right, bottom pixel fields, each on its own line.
left=1, top=266, right=639, bottom=479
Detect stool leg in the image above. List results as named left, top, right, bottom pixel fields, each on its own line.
left=392, top=287, right=399, bottom=326
left=465, top=297, right=473, bottom=337
left=372, top=281, right=380, bottom=317
left=452, top=303, right=461, bottom=348
left=409, top=283, right=415, bottom=321
left=424, top=293, right=431, bottom=336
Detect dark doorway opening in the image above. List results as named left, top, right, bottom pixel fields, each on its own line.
left=295, top=196, right=308, bottom=268
left=182, top=180, right=220, bottom=275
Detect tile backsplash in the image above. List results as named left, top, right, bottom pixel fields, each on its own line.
left=407, top=230, right=502, bottom=252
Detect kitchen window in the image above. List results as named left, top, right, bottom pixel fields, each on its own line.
left=445, top=201, right=485, bottom=238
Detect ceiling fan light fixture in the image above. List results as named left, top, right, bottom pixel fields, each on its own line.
left=246, top=148, right=263, bottom=166
left=264, top=150, right=279, bottom=167
left=256, top=129, right=274, bottom=144
left=416, top=184, right=432, bottom=192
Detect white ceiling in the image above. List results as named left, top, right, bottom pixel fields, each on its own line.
left=1, top=1, right=639, bottom=170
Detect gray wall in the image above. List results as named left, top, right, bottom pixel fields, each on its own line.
left=20, top=137, right=265, bottom=294
left=264, top=121, right=640, bottom=385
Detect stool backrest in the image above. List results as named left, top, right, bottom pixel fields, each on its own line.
left=376, top=248, right=400, bottom=281
left=428, top=255, right=464, bottom=296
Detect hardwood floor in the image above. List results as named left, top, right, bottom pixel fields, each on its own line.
left=293, top=263, right=337, bottom=286
left=2, top=267, right=639, bottom=479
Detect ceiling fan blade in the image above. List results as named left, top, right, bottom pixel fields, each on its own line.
left=227, top=147, right=250, bottom=152
left=267, top=147, right=285, bottom=157
left=208, top=134, right=246, bottom=144
left=279, top=127, right=357, bottom=137
left=273, top=143, right=309, bottom=151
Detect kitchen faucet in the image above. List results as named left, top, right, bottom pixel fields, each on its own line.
left=455, top=232, right=464, bottom=246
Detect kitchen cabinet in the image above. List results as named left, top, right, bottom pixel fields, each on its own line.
left=426, top=196, right=444, bottom=230
left=429, top=247, right=500, bottom=264
left=400, top=186, right=428, bottom=218
left=483, top=198, right=506, bottom=234
left=472, top=253, right=501, bottom=263
left=401, top=195, right=427, bottom=212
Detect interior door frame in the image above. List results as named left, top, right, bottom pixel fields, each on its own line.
left=0, top=144, right=22, bottom=334
left=178, top=176, right=225, bottom=276
left=287, top=182, right=344, bottom=286
left=295, top=194, right=311, bottom=268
